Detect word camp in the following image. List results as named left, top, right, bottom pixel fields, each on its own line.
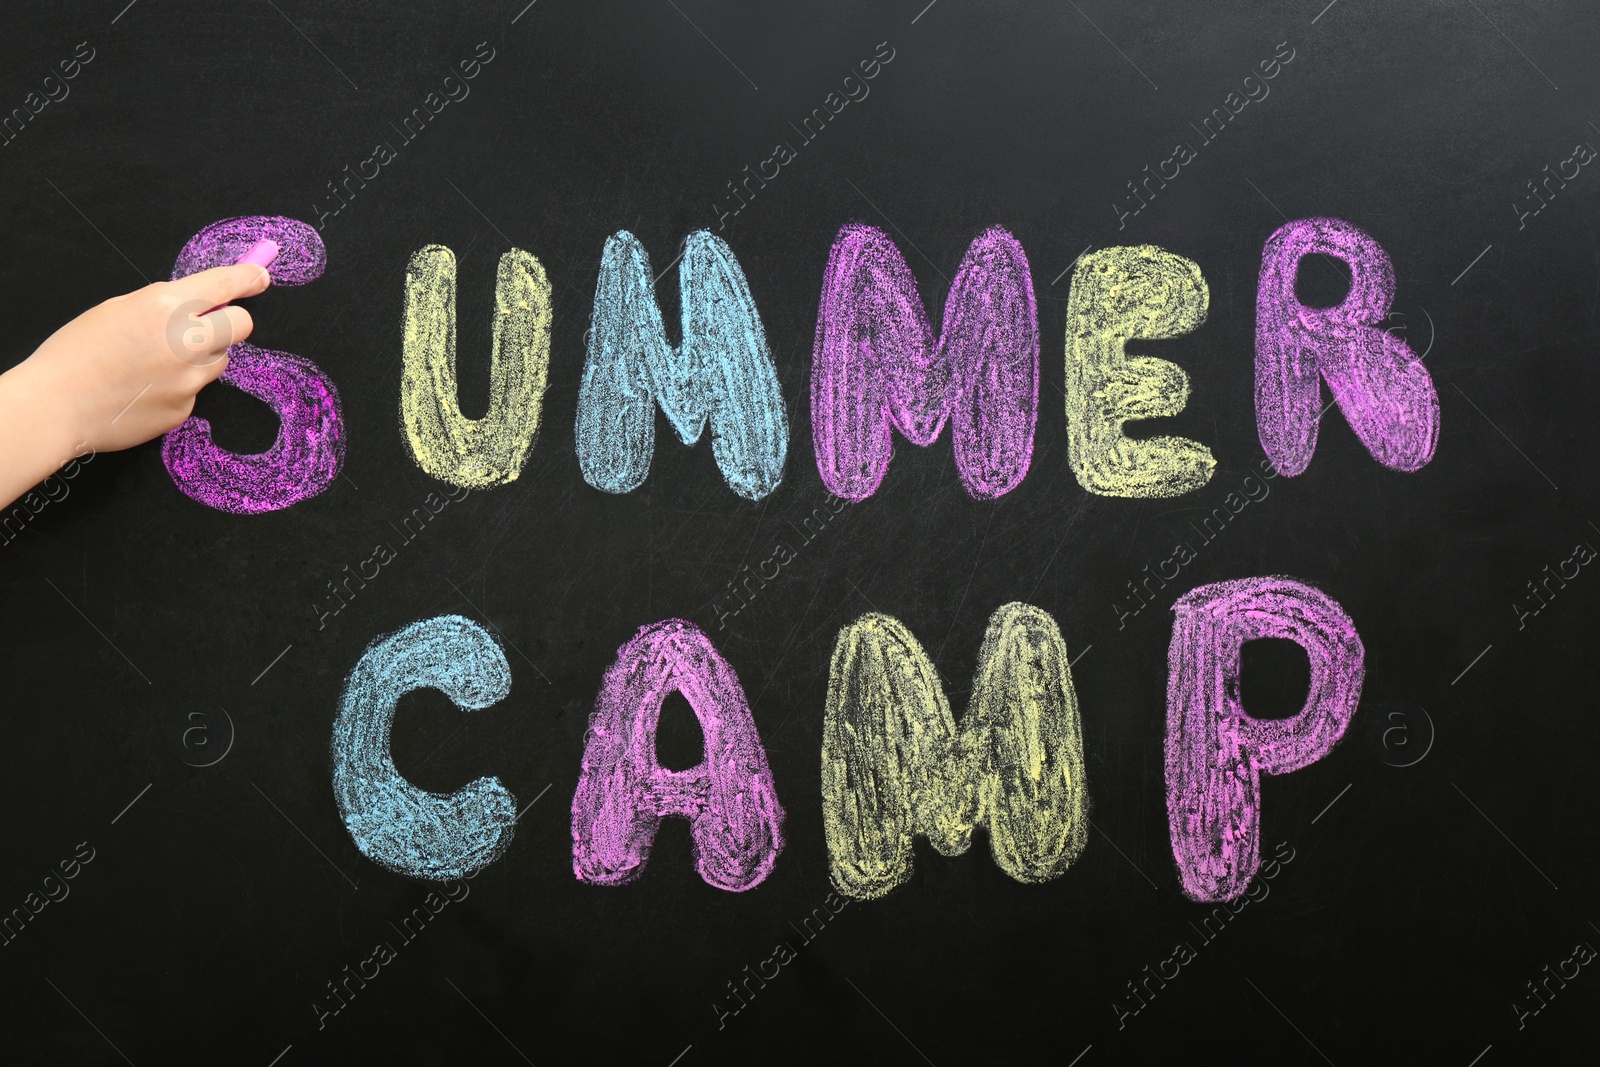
left=156, top=213, right=1438, bottom=903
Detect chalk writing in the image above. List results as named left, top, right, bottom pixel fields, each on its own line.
left=332, top=615, right=519, bottom=880
left=1165, top=577, right=1362, bottom=902
left=164, top=215, right=345, bottom=513
left=811, top=224, right=1038, bottom=500
left=576, top=230, right=788, bottom=501
left=401, top=244, right=551, bottom=487
left=1065, top=245, right=1214, bottom=497
left=1254, top=217, right=1439, bottom=476
left=821, top=602, right=1088, bottom=898
left=572, top=619, right=784, bottom=890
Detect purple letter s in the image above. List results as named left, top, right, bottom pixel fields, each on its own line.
left=163, top=216, right=344, bottom=514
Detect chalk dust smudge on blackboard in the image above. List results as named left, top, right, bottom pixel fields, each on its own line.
left=332, top=615, right=519, bottom=881
left=575, top=230, right=787, bottom=501
left=1064, top=245, right=1214, bottom=498
left=572, top=619, right=784, bottom=891
left=1165, top=577, right=1363, bottom=902
left=821, top=603, right=1087, bottom=899
left=400, top=244, right=551, bottom=487
left=811, top=223, right=1038, bottom=501
left=1254, top=217, right=1439, bottom=475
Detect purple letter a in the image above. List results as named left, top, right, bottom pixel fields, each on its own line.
left=572, top=619, right=784, bottom=891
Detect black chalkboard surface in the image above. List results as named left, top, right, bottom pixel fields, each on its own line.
left=2, top=1, right=1597, bottom=1063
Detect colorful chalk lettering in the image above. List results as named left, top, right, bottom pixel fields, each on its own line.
left=400, top=244, right=552, bottom=487
left=1064, top=245, right=1215, bottom=497
left=282, top=212, right=1422, bottom=904
left=571, top=619, right=784, bottom=891
left=163, top=215, right=345, bottom=514
left=820, top=603, right=1088, bottom=899
left=1255, top=217, right=1439, bottom=475
left=575, top=230, right=788, bottom=501
left=811, top=223, right=1038, bottom=500
left=1164, top=577, right=1364, bottom=902
left=331, top=615, right=519, bottom=881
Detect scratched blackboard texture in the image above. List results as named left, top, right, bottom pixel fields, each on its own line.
left=0, top=1, right=1596, bottom=1063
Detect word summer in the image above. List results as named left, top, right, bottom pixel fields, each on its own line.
left=150, top=211, right=1438, bottom=514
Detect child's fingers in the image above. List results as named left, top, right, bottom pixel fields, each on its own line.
left=168, top=262, right=272, bottom=308
left=200, top=305, right=253, bottom=354
left=172, top=306, right=253, bottom=366
left=195, top=350, right=230, bottom=384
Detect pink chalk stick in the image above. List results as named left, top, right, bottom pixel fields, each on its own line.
left=235, top=238, right=280, bottom=270
left=201, top=239, right=281, bottom=316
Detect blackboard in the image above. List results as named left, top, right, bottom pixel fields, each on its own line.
left=2, top=1, right=1596, bottom=1063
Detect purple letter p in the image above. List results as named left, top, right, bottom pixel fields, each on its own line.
left=1165, top=577, right=1364, bottom=901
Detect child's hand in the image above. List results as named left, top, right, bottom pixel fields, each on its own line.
left=16, top=262, right=270, bottom=450
left=0, top=262, right=270, bottom=508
